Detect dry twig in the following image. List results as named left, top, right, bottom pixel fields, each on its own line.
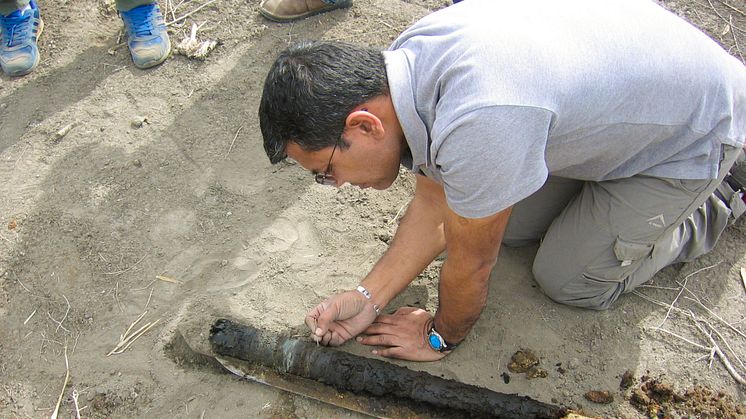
left=165, top=0, right=217, bottom=27
left=48, top=295, right=71, bottom=333
left=718, top=0, right=746, bottom=17
left=50, top=346, right=70, bottom=419
left=103, top=254, right=147, bottom=276
left=156, top=275, right=182, bottom=284
left=24, top=309, right=36, bottom=325
left=706, top=0, right=746, bottom=35
left=729, top=15, right=745, bottom=62
left=71, top=387, right=81, bottom=419
left=694, top=321, right=746, bottom=385
left=107, top=312, right=160, bottom=356
left=657, top=262, right=719, bottom=328
left=226, top=126, right=243, bottom=158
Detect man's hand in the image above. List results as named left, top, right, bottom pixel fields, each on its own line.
left=356, top=307, right=446, bottom=362
left=305, top=290, right=378, bottom=346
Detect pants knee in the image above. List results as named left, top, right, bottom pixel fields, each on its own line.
left=532, top=263, right=623, bottom=311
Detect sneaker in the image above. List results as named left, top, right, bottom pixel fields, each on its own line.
left=120, top=3, right=170, bottom=69
left=0, top=0, right=43, bottom=76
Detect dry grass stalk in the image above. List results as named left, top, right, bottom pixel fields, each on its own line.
left=656, top=262, right=719, bottom=328
left=103, top=254, right=147, bottom=276
left=48, top=294, right=71, bottom=333
left=694, top=321, right=746, bottom=385
left=706, top=0, right=746, bottom=36
left=52, top=123, right=76, bottom=142
left=175, top=22, right=218, bottom=60
left=634, top=262, right=746, bottom=386
left=71, top=387, right=81, bottom=419
left=226, top=126, right=243, bottom=158
left=107, top=312, right=160, bottom=356
left=718, top=0, right=746, bottom=17
left=166, top=0, right=217, bottom=27
left=156, top=275, right=183, bottom=284
left=24, top=309, right=36, bottom=325
left=50, top=346, right=70, bottom=419
left=740, top=266, right=746, bottom=292
left=729, top=15, right=745, bottom=62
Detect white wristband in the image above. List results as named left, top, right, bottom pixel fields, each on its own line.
left=356, top=285, right=381, bottom=315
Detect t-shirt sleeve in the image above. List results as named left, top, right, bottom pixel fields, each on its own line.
left=433, top=106, right=553, bottom=218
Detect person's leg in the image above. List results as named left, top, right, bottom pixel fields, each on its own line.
left=532, top=146, right=742, bottom=310
left=503, top=176, right=583, bottom=247
left=116, top=0, right=170, bottom=69
left=0, top=0, right=28, bottom=15
left=259, top=0, right=352, bottom=23
left=0, top=0, right=42, bottom=76
left=116, top=0, right=153, bottom=11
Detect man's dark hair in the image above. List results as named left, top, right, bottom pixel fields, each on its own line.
left=259, top=40, right=389, bottom=164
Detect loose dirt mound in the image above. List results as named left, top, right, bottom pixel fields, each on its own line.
left=630, top=375, right=745, bottom=418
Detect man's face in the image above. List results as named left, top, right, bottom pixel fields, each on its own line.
left=286, top=131, right=402, bottom=190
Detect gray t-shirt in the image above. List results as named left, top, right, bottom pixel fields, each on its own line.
left=385, top=0, right=746, bottom=218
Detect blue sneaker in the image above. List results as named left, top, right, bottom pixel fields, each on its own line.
left=120, top=3, right=170, bottom=69
left=0, top=0, right=43, bottom=76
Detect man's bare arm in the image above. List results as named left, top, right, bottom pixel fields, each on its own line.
left=434, top=205, right=512, bottom=344
left=360, top=174, right=449, bottom=308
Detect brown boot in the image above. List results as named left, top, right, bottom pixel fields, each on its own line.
left=259, top=0, right=352, bottom=22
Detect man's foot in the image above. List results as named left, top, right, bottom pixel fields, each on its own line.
left=259, top=0, right=352, bottom=23
left=0, top=0, right=43, bottom=77
left=120, top=3, right=170, bottom=69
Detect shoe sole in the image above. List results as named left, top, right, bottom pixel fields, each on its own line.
left=259, top=0, right=352, bottom=23
left=132, top=36, right=172, bottom=69
left=4, top=17, right=43, bottom=77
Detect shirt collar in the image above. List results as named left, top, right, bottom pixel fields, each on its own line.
left=383, top=49, right=429, bottom=171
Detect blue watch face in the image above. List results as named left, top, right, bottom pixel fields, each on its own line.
left=428, top=333, right=443, bottom=350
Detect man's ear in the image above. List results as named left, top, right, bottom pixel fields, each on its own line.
left=345, top=110, right=384, bottom=137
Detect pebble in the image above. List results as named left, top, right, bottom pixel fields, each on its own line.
left=132, top=159, right=142, bottom=168
left=130, top=116, right=148, bottom=128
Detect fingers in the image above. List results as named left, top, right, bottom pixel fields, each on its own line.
left=393, top=306, right=421, bottom=315
left=304, top=312, right=319, bottom=337
left=371, top=346, right=408, bottom=359
left=363, top=321, right=395, bottom=335
left=306, top=300, right=331, bottom=339
left=357, top=333, right=397, bottom=347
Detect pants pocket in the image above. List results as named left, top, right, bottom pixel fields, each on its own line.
left=613, top=236, right=653, bottom=269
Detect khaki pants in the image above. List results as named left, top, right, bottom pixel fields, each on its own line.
left=504, top=145, right=744, bottom=310
left=0, top=0, right=153, bottom=15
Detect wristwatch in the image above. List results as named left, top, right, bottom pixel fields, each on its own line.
left=427, top=324, right=459, bottom=353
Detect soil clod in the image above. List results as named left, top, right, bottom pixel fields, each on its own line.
left=584, top=390, right=613, bottom=404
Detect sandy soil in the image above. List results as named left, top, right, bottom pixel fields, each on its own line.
left=1, top=0, right=745, bottom=418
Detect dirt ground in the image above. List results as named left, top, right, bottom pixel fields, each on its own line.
left=1, top=0, right=745, bottom=418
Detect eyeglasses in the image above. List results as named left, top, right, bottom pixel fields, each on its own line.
left=314, top=139, right=339, bottom=186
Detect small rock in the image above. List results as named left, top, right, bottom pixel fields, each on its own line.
left=130, top=116, right=148, bottom=128
left=0, top=103, right=6, bottom=109
left=526, top=367, right=548, bottom=379
left=584, top=390, right=614, bottom=404
left=508, top=349, right=540, bottom=373
left=220, top=260, right=228, bottom=267
left=132, top=159, right=142, bottom=168
left=620, top=370, right=635, bottom=389
left=568, top=358, right=580, bottom=370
